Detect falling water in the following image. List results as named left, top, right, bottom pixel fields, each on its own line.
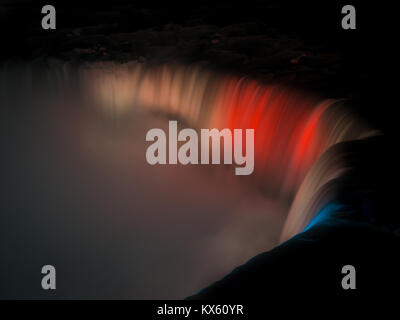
left=0, top=60, right=379, bottom=298
left=3, top=60, right=378, bottom=233
left=77, top=61, right=378, bottom=237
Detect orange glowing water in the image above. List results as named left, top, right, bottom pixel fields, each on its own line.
left=78, top=62, right=379, bottom=240
left=84, top=64, right=371, bottom=181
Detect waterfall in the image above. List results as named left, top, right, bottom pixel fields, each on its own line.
left=1, top=60, right=379, bottom=243
left=79, top=61, right=378, bottom=240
